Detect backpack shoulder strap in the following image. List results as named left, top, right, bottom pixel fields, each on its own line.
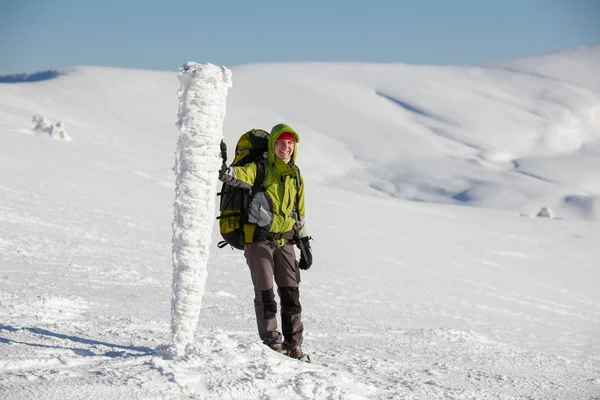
left=293, top=165, right=302, bottom=222
left=251, top=158, right=267, bottom=195
left=293, top=165, right=301, bottom=190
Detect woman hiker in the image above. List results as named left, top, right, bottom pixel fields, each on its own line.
left=218, top=123, right=313, bottom=362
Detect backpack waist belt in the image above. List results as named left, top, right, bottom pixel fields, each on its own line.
left=254, top=228, right=295, bottom=243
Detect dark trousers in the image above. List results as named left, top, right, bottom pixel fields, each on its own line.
left=244, top=241, right=303, bottom=347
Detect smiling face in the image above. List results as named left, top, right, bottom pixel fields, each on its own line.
left=274, top=139, right=295, bottom=163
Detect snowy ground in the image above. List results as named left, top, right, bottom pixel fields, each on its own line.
left=0, top=46, right=599, bottom=399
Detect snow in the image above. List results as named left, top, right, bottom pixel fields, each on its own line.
left=535, top=206, right=555, bottom=219
left=171, top=62, right=233, bottom=356
left=0, top=46, right=599, bottom=399
left=31, top=115, right=71, bottom=141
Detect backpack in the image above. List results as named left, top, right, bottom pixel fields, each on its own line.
left=217, top=129, right=270, bottom=250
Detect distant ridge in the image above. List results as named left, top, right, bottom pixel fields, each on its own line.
left=0, top=70, right=62, bottom=83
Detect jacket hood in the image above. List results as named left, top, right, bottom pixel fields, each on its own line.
left=268, top=123, right=300, bottom=166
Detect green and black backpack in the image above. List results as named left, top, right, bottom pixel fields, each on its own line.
left=217, top=129, right=269, bottom=249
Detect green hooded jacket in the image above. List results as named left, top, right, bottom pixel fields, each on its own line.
left=225, top=124, right=306, bottom=244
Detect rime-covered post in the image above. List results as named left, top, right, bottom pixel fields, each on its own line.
left=171, top=62, right=232, bottom=356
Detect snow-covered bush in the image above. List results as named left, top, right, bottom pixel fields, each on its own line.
left=536, top=206, right=555, bottom=219
left=32, top=115, right=71, bottom=141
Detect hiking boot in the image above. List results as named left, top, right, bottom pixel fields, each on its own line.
left=266, top=342, right=286, bottom=354
left=286, top=346, right=311, bottom=363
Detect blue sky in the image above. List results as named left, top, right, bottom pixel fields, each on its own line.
left=1, top=0, right=599, bottom=74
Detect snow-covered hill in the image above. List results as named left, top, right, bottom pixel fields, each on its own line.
left=0, top=47, right=599, bottom=399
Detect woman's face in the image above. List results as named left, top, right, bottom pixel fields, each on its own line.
left=275, top=139, right=295, bottom=163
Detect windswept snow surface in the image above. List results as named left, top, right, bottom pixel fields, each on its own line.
left=1, top=47, right=599, bottom=399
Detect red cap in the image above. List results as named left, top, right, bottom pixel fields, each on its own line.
left=277, top=132, right=296, bottom=142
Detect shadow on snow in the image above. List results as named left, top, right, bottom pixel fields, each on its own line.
left=0, top=323, right=155, bottom=358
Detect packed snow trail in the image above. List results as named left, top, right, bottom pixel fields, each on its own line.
left=171, top=62, right=233, bottom=356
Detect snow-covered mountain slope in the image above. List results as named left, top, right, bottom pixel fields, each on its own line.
left=0, top=47, right=599, bottom=399
left=3, top=46, right=600, bottom=221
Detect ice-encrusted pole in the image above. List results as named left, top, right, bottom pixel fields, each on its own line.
left=171, top=62, right=232, bottom=356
